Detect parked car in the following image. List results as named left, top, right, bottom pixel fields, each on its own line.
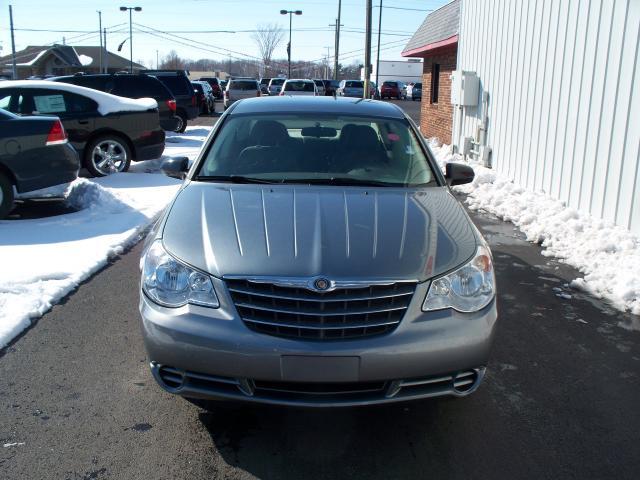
left=224, top=78, right=260, bottom=109
left=0, top=81, right=165, bottom=177
left=322, top=79, right=340, bottom=96
left=409, top=82, right=422, bottom=101
left=337, top=79, right=364, bottom=97
left=379, top=80, right=407, bottom=100
left=141, top=96, right=496, bottom=407
left=259, top=78, right=271, bottom=95
left=198, top=77, right=223, bottom=99
left=280, top=79, right=317, bottom=96
left=219, top=80, right=228, bottom=91
left=267, top=77, right=285, bottom=95
left=313, top=79, right=326, bottom=96
left=141, top=70, right=198, bottom=133
left=369, top=81, right=378, bottom=99
left=0, top=108, right=79, bottom=218
left=191, top=81, right=214, bottom=115
left=51, top=73, right=180, bottom=132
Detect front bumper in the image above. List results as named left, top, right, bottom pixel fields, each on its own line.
left=139, top=279, right=497, bottom=406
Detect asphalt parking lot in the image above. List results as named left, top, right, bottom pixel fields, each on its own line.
left=1, top=99, right=638, bottom=480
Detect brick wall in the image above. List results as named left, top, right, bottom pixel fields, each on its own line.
left=420, top=46, right=457, bottom=144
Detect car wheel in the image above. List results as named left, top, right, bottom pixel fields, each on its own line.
left=175, top=111, right=188, bottom=133
left=84, top=135, right=132, bottom=177
left=0, top=172, right=15, bottom=219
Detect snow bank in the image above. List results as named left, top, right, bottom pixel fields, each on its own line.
left=0, top=126, right=213, bottom=348
left=428, top=140, right=640, bottom=316
left=1, top=81, right=157, bottom=115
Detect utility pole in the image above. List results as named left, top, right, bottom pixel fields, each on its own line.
left=156, top=49, right=159, bottom=69
left=325, top=46, right=331, bottom=78
left=9, top=5, right=17, bottom=80
left=363, top=0, right=372, bottom=99
left=375, top=0, right=382, bottom=92
left=329, top=18, right=343, bottom=80
left=333, top=0, right=342, bottom=80
left=103, top=28, right=108, bottom=72
left=97, top=11, right=103, bottom=73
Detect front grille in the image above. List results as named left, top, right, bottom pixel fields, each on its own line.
left=225, top=279, right=416, bottom=340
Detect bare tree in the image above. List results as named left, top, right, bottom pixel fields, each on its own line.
left=160, top=50, right=184, bottom=70
left=251, top=23, right=284, bottom=75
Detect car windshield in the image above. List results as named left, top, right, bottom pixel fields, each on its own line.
left=285, top=81, right=315, bottom=92
left=230, top=80, right=257, bottom=90
left=271, top=78, right=285, bottom=86
left=196, top=113, right=436, bottom=187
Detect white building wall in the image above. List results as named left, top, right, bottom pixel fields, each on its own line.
left=455, top=0, right=640, bottom=233
left=362, top=60, right=423, bottom=84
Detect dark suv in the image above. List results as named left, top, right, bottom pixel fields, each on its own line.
left=52, top=73, right=179, bottom=132
left=198, top=77, right=223, bottom=99
left=142, top=70, right=198, bottom=133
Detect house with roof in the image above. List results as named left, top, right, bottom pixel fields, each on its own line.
left=402, top=0, right=459, bottom=142
left=0, top=45, right=145, bottom=79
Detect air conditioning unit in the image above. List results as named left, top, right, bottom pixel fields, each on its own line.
left=451, top=70, right=479, bottom=106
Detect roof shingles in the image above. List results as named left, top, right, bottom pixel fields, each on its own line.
left=402, top=0, right=460, bottom=56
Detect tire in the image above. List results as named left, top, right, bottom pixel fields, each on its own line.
left=84, top=134, right=132, bottom=177
left=0, top=172, right=15, bottom=219
left=175, top=111, right=187, bottom=133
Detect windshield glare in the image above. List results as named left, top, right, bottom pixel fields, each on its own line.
left=197, top=114, right=436, bottom=187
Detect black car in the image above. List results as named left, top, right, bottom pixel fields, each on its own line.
left=0, top=108, right=79, bottom=218
left=322, top=79, right=340, bottom=96
left=259, top=78, right=271, bottom=95
left=142, top=70, right=198, bottom=133
left=198, top=77, right=223, bottom=99
left=191, top=81, right=214, bottom=115
left=411, top=82, right=422, bottom=101
left=52, top=73, right=180, bottom=132
left=0, top=81, right=165, bottom=177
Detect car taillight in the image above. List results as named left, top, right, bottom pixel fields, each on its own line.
left=165, top=99, right=176, bottom=112
left=46, top=119, right=67, bottom=145
left=224, top=90, right=229, bottom=98
left=191, top=95, right=196, bottom=106
left=256, top=91, right=261, bottom=97
left=279, top=90, right=285, bottom=96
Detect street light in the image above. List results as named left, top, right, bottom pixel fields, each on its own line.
left=280, top=9, right=302, bottom=78
left=120, top=6, right=142, bottom=73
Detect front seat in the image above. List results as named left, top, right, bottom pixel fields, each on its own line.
left=336, top=125, right=387, bottom=172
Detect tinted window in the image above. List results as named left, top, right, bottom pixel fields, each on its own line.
left=114, top=76, right=169, bottom=98
left=27, top=90, right=97, bottom=114
left=314, top=80, right=323, bottom=87
left=345, top=81, right=363, bottom=88
left=383, top=81, right=397, bottom=87
left=270, top=78, right=285, bottom=86
left=284, top=81, right=315, bottom=92
left=415, top=83, right=422, bottom=88
left=230, top=80, right=258, bottom=91
left=260, top=78, right=270, bottom=85
left=63, top=76, right=110, bottom=91
left=154, top=75, right=190, bottom=95
left=198, top=114, right=435, bottom=187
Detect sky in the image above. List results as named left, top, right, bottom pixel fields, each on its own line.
left=0, top=0, right=448, bottom=68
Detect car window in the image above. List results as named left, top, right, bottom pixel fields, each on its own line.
left=114, top=76, right=168, bottom=98
left=270, top=78, right=285, bottom=86
left=0, top=92, right=11, bottom=110
left=197, top=114, right=435, bottom=187
left=383, top=81, right=397, bottom=87
left=415, top=83, right=422, bottom=88
left=27, top=90, right=97, bottom=115
left=284, top=81, right=315, bottom=92
left=67, top=76, right=110, bottom=91
left=154, top=75, right=190, bottom=95
left=33, top=93, right=67, bottom=113
left=230, top=80, right=258, bottom=90
left=345, top=81, right=363, bottom=88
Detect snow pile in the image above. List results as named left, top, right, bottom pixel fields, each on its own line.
left=428, top=140, right=640, bottom=316
left=78, top=54, right=93, bottom=66
left=0, top=126, right=213, bottom=348
left=1, top=81, right=157, bottom=115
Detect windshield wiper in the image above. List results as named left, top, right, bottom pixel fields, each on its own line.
left=195, top=175, right=276, bottom=184
left=281, top=177, right=401, bottom=187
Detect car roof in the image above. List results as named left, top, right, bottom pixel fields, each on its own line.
left=230, top=96, right=405, bottom=118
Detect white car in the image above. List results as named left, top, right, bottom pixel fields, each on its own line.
left=280, top=79, right=317, bottom=96
left=224, top=78, right=260, bottom=110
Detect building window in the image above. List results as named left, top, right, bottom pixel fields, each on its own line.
left=430, top=63, right=440, bottom=104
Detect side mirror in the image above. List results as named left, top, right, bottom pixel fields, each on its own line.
left=445, top=162, right=475, bottom=186
left=161, top=156, right=189, bottom=180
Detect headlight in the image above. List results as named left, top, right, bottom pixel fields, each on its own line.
left=142, top=240, right=219, bottom=308
left=423, top=246, right=495, bottom=313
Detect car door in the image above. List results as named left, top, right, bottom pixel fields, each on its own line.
left=18, top=89, right=97, bottom=152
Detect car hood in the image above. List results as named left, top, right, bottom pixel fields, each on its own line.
left=162, top=184, right=477, bottom=282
